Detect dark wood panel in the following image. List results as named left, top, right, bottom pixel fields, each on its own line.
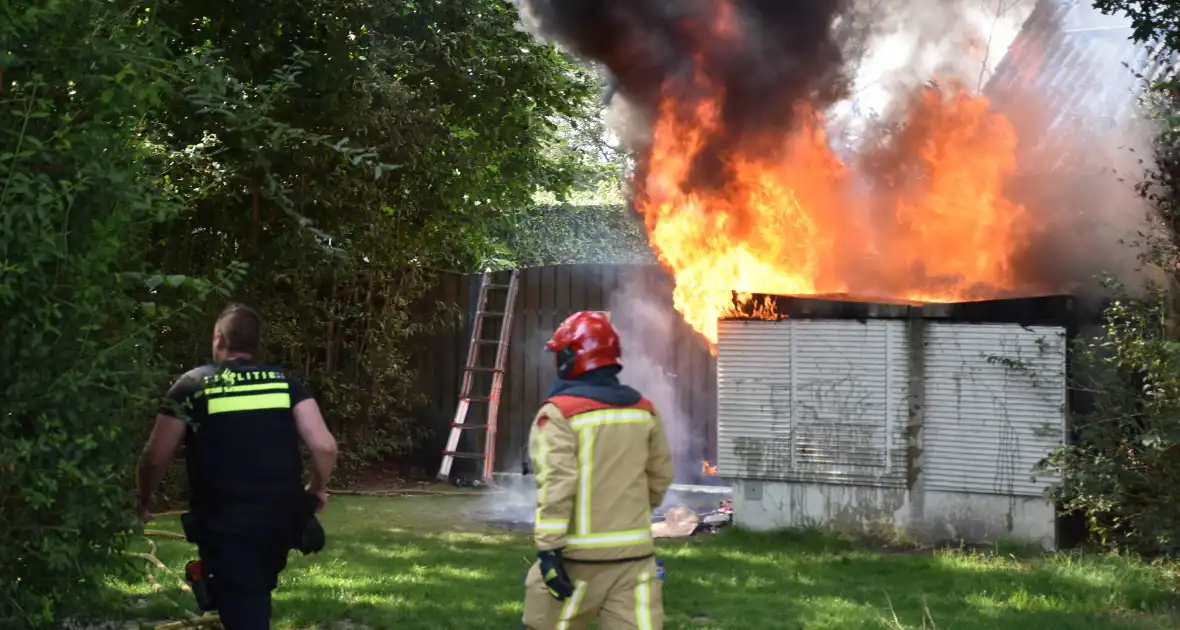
left=569, top=263, right=588, bottom=314
left=501, top=268, right=527, bottom=473
left=407, top=270, right=466, bottom=473
left=554, top=265, right=571, bottom=324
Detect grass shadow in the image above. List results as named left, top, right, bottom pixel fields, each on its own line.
left=657, top=527, right=1180, bottom=630
left=101, top=496, right=1180, bottom=630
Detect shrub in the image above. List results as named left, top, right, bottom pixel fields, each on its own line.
left=0, top=2, right=226, bottom=625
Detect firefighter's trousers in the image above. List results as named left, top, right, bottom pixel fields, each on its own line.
left=522, top=556, right=663, bottom=630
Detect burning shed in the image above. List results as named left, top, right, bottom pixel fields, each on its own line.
left=506, top=0, right=1159, bottom=550
left=715, top=294, right=1074, bottom=550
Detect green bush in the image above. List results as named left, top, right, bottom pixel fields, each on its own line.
left=0, top=2, right=218, bottom=625
left=1043, top=285, right=1180, bottom=554
left=1, top=0, right=604, bottom=621
left=1038, top=80, right=1180, bottom=554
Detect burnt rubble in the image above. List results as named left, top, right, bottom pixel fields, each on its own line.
left=652, top=499, right=733, bottom=538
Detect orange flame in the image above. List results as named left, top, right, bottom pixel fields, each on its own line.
left=636, top=72, right=1038, bottom=347
left=702, top=459, right=718, bottom=476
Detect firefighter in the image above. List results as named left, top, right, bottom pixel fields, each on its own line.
left=522, top=311, right=675, bottom=630
left=136, top=303, right=339, bottom=629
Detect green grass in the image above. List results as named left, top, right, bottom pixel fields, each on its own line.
left=105, top=495, right=1180, bottom=629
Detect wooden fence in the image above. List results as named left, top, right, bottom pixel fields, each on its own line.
left=410, top=264, right=718, bottom=480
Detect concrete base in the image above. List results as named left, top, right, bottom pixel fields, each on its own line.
left=731, top=479, right=1057, bottom=550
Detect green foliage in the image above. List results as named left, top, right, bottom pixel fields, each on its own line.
left=502, top=69, right=657, bottom=267
left=1036, top=78, right=1180, bottom=554
left=1040, top=286, right=1170, bottom=551
left=139, top=0, right=596, bottom=463
left=0, top=1, right=235, bottom=625
left=1093, top=0, right=1180, bottom=54
left=3, top=0, right=598, bottom=624
left=497, top=203, right=654, bottom=266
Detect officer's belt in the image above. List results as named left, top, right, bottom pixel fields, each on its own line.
left=180, top=494, right=325, bottom=555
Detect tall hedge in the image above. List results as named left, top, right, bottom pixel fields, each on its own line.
left=0, top=1, right=234, bottom=625
left=1, top=0, right=600, bottom=624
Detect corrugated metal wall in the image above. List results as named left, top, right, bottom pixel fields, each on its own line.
left=922, top=323, right=1066, bottom=497
left=716, top=319, right=909, bottom=487
left=716, top=320, right=792, bottom=478
left=716, top=318, right=1067, bottom=498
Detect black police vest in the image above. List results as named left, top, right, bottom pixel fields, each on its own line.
left=182, top=360, right=305, bottom=513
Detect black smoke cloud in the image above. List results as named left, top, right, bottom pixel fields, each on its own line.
left=517, top=0, right=861, bottom=188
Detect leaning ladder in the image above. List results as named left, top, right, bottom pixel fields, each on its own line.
left=437, top=268, right=521, bottom=483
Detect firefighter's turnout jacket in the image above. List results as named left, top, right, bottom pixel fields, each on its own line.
left=529, top=375, right=674, bottom=562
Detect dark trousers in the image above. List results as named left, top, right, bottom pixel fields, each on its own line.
left=194, top=508, right=301, bottom=630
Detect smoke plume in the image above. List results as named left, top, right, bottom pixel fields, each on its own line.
left=518, top=0, right=1156, bottom=300
left=518, top=0, right=859, bottom=191
left=606, top=278, right=714, bottom=487
left=846, top=0, right=1156, bottom=298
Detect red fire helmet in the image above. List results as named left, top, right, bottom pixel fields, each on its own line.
left=546, top=311, right=622, bottom=379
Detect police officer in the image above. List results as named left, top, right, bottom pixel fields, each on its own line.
left=136, top=303, right=339, bottom=629
left=522, top=311, right=674, bottom=630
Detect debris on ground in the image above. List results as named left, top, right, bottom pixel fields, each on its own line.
left=652, top=505, right=699, bottom=538
left=652, top=499, right=733, bottom=538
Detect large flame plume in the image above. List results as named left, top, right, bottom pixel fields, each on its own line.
left=637, top=75, right=1038, bottom=343
left=517, top=0, right=1141, bottom=348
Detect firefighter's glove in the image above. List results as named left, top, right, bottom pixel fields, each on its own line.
left=537, top=549, right=575, bottom=601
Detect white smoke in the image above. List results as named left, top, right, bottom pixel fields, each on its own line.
left=472, top=472, right=537, bottom=527
left=828, top=0, right=1035, bottom=147
left=607, top=276, right=703, bottom=489
left=826, top=0, right=1158, bottom=296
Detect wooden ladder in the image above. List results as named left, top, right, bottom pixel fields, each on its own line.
left=437, top=268, right=520, bottom=483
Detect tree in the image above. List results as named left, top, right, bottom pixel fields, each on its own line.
left=500, top=202, right=654, bottom=266
left=1, top=0, right=598, bottom=624
left=497, top=67, right=656, bottom=266
left=0, top=1, right=239, bottom=625
left=140, top=0, right=597, bottom=462
left=1093, top=0, right=1180, bottom=53
left=1033, top=1, right=1180, bottom=554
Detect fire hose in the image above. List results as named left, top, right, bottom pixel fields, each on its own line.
left=126, top=520, right=222, bottom=629
left=128, top=499, right=328, bottom=630
left=125, top=489, right=464, bottom=628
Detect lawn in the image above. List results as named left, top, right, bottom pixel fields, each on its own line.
left=105, top=494, right=1180, bottom=629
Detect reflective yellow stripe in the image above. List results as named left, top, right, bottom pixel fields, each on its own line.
left=566, top=528, right=652, bottom=549
left=568, top=408, right=653, bottom=431
left=556, top=580, right=587, bottom=630
left=532, top=426, right=550, bottom=513
left=575, top=425, right=595, bottom=535
left=565, top=407, right=654, bottom=544
left=635, top=572, right=653, bottom=630
left=532, top=424, right=572, bottom=538
left=536, top=518, right=568, bottom=533
left=203, top=382, right=289, bottom=396
left=207, top=392, right=291, bottom=414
